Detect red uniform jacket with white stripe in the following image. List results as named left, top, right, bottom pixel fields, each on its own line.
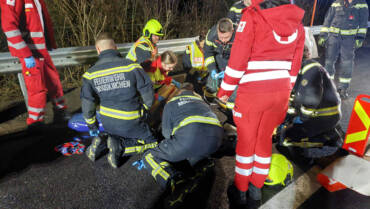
left=1, top=0, right=57, bottom=58
left=217, top=1, right=305, bottom=98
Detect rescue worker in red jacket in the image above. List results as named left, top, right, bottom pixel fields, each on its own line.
left=144, top=50, right=181, bottom=93
left=1, top=0, right=69, bottom=129
left=126, top=19, right=163, bottom=67
left=217, top=0, right=305, bottom=208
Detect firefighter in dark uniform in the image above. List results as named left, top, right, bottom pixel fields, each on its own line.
left=126, top=19, right=163, bottom=66
left=279, top=44, right=342, bottom=154
left=81, top=33, right=157, bottom=168
left=204, top=18, right=235, bottom=103
left=141, top=83, right=223, bottom=192
left=227, top=0, right=251, bottom=27
left=318, top=0, right=368, bottom=99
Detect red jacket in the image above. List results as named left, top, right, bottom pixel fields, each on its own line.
left=1, top=0, right=57, bottom=58
left=217, top=1, right=305, bottom=97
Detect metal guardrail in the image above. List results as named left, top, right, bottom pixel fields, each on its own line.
left=0, top=37, right=198, bottom=74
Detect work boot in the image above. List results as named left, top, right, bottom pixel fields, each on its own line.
left=227, top=183, right=247, bottom=209
left=27, top=121, right=46, bottom=135
left=338, top=88, right=349, bottom=100
left=86, top=135, right=107, bottom=161
left=53, top=108, right=72, bottom=124
left=247, top=183, right=262, bottom=209
left=164, top=173, right=199, bottom=209
left=107, top=136, right=123, bottom=168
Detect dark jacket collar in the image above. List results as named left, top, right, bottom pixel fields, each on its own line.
left=98, top=49, right=121, bottom=59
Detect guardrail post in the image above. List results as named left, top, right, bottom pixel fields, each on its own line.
left=17, top=73, right=28, bottom=107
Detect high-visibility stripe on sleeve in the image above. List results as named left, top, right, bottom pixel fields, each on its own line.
left=225, top=66, right=244, bottom=78
left=247, top=61, right=292, bottom=70
left=339, top=77, right=351, bottom=83
left=236, top=155, right=253, bottom=164
left=30, top=32, right=44, bottom=38
left=220, top=81, right=238, bottom=91
left=320, top=27, right=329, bottom=33
left=25, top=3, right=33, bottom=8
left=4, top=30, right=21, bottom=38
left=235, top=167, right=252, bottom=176
left=230, top=7, right=242, bottom=13
left=254, top=154, right=271, bottom=164
left=357, top=28, right=367, bottom=34
left=205, top=56, right=215, bottom=67
left=7, top=41, right=27, bottom=50
left=253, top=167, right=269, bottom=175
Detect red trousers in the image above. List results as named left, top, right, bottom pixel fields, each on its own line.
left=19, top=53, right=66, bottom=125
left=233, top=87, right=290, bottom=191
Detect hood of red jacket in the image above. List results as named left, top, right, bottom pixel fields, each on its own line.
left=258, top=4, right=304, bottom=37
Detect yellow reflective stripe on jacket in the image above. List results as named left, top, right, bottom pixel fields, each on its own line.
left=300, top=62, right=322, bottom=75
left=205, top=56, right=215, bottom=67
left=205, top=39, right=217, bottom=48
left=126, top=36, right=154, bottom=61
left=84, top=116, right=96, bottom=125
left=226, top=102, right=235, bottom=109
left=168, top=95, right=202, bottom=103
left=320, top=27, right=329, bottom=33
left=358, top=28, right=367, bottom=34
left=354, top=3, right=368, bottom=9
left=100, top=106, right=142, bottom=120
left=230, top=7, right=242, bottom=13
left=326, top=27, right=358, bottom=35
left=189, top=41, right=205, bottom=69
left=125, top=142, right=158, bottom=154
left=83, top=64, right=139, bottom=80
left=300, top=105, right=340, bottom=117
left=171, top=116, right=221, bottom=135
left=145, top=153, right=170, bottom=180
left=339, top=77, right=351, bottom=83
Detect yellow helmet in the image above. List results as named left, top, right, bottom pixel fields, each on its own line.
left=143, top=19, right=164, bottom=38
left=264, top=153, right=293, bottom=186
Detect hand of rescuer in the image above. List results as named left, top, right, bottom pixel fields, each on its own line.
left=355, top=37, right=364, bottom=49
left=89, top=128, right=100, bottom=137
left=24, top=56, right=36, bottom=68
left=218, top=95, right=229, bottom=103
left=211, top=70, right=224, bottom=80
left=318, top=37, right=327, bottom=47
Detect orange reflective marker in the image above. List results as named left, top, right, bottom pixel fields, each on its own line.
left=317, top=173, right=347, bottom=192
left=342, top=94, right=370, bottom=156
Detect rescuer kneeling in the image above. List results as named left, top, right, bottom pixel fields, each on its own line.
left=81, top=33, right=157, bottom=168
left=278, top=42, right=343, bottom=158
left=136, top=83, right=223, bottom=206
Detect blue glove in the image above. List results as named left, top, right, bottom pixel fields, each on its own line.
left=293, top=116, right=303, bottom=124
left=132, top=160, right=146, bottom=170
left=157, top=95, right=165, bottom=102
left=218, top=71, right=225, bottom=79
left=24, top=56, right=36, bottom=69
left=89, top=129, right=100, bottom=137
left=210, top=70, right=218, bottom=80
left=172, top=80, right=181, bottom=88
